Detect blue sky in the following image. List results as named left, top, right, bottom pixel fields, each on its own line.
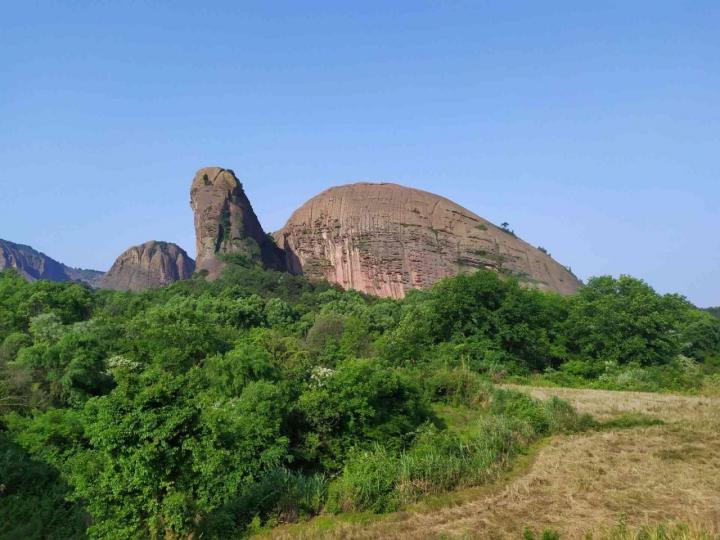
left=1, top=2, right=718, bottom=306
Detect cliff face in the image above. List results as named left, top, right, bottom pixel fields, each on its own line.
left=190, top=167, right=285, bottom=279
left=99, top=241, right=195, bottom=291
left=0, top=239, right=103, bottom=286
left=274, top=182, right=581, bottom=299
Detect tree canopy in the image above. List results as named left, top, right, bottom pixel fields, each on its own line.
left=1, top=265, right=718, bottom=538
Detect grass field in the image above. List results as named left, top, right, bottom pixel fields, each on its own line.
left=259, top=386, right=720, bottom=539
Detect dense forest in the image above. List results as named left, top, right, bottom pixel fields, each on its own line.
left=1, top=260, right=719, bottom=539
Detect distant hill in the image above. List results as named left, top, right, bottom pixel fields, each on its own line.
left=0, top=239, right=103, bottom=287
left=706, top=307, right=720, bottom=319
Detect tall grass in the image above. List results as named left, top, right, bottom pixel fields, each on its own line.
left=326, top=387, right=592, bottom=514
left=394, top=417, right=519, bottom=505
left=325, top=445, right=400, bottom=513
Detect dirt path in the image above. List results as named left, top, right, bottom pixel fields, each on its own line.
left=266, top=387, right=720, bottom=539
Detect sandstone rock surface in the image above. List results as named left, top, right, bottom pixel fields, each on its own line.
left=0, top=239, right=103, bottom=286
left=99, top=241, right=195, bottom=291
left=274, top=183, right=581, bottom=298
left=190, top=167, right=285, bottom=279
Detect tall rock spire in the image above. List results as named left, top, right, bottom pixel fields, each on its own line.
left=190, top=167, right=285, bottom=279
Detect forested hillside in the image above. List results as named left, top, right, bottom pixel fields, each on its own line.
left=1, top=260, right=718, bottom=539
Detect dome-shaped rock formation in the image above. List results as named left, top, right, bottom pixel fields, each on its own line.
left=190, top=167, right=285, bottom=279
left=99, top=241, right=195, bottom=291
left=274, top=182, right=581, bottom=299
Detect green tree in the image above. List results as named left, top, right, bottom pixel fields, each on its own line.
left=14, top=321, right=113, bottom=407
left=0, top=432, right=88, bottom=539
left=0, top=332, right=31, bottom=364
left=294, top=358, right=430, bottom=471
left=563, top=275, right=680, bottom=366
left=70, top=367, right=288, bottom=539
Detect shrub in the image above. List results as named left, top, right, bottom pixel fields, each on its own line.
left=425, top=367, right=493, bottom=407
left=295, top=358, right=431, bottom=471
left=490, top=388, right=551, bottom=436
left=542, top=396, right=595, bottom=433
left=0, top=332, right=31, bottom=364
left=202, top=468, right=327, bottom=535
left=0, top=433, right=88, bottom=540
left=490, top=389, right=591, bottom=437
left=70, top=370, right=290, bottom=539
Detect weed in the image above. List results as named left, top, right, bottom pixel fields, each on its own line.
left=524, top=528, right=562, bottom=540
left=599, top=413, right=663, bottom=430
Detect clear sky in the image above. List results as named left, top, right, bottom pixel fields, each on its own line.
left=1, top=2, right=718, bottom=306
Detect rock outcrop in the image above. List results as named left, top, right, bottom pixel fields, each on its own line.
left=190, top=167, right=285, bottom=279
left=0, top=239, right=103, bottom=286
left=99, top=241, right=195, bottom=291
left=274, top=182, right=581, bottom=299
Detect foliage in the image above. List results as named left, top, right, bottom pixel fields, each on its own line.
left=206, top=468, right=327, bottom=536
left=563, top=276, right=687, bottom=366
left=0, top=431, right=88, bottom=539
left=325, top=444, right=401, bottom=513
left=60, top=368, right=288, bottom=538
left=293, top=358, right=431, bottom=471
left=0, top=261, right=718, bottom=537
left=424, top=367, right=493, bottom=407
left=326, top=387, right=592, bottom=514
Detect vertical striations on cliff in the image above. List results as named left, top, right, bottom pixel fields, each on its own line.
left=274, top=182, right=582, bottom=299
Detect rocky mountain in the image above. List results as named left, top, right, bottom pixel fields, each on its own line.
left=274, top=182, right=581, bottom=299
left=0, top=239, right=103, bottom=287
left=4, top=170, right=582, bottom=298
left=99, top=241, right=195, bottom=291
left=190, top=167, right=285, bottom=279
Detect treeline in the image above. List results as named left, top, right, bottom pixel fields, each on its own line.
left=0, top=263, right=718, bottom=538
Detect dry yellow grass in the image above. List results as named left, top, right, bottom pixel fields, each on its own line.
left=507, top=385, right=720, bottom=424
left=262, top=386, right=720, bottom=540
